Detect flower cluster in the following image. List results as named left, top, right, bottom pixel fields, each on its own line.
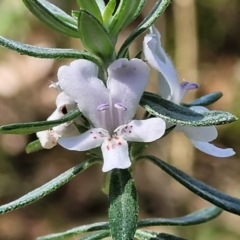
left=37, top=26, right=234, bottom=172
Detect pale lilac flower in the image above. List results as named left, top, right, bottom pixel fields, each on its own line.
left=37, top=91, right=81, bottom=149
left=57, top=58, right=166, bottom=172
left=143, top=26, right=235, bottom=157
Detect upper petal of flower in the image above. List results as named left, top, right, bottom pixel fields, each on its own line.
left=101, top=136, right=131, bottom=172
left=58, top=59, right=109, bottom=128
left=191, top=140, right=235, bottom=157
left=116, top=118, right=166, bottom=142
left=107, top=58, right=150, bottom=123
left=143, top=26, right=180, bottom=103
left=58, top=128, right=108, bottom=151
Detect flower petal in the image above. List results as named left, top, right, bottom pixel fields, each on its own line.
left=143, top=26, right=180, bottom=103
left=107, top=58, right=150, bottom=124
left=177, top=125, right=218, bottom=142
left=101, top=136, right=131, bottom=172
left=37, top=130, right=58, bottom=149
left=55, top=92, right=77, bottom=112
left=58, top=128, right=107, bottom=151
left=116, top=118, right=166, bottom=142
left=58, top=59, right=109, bottom=128
left=191, top=140, right=235, bottom=157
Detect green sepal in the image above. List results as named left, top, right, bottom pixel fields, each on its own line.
left=184, top=91, right=223, bottom=107
left=109, top=0, right=144, bottom=36
left=25, top=140, right=43, bottom=153
left=0, top=36, right=103, bottom=65
left=140, top=92, right=237, bottom=126
left=76, top=0, right=103, bottom=24
left=0, top=159, right=100, bottom=215
left=22, top=0, right=79, bottom=38
left=78, top=10, right=115, bottom=59
left=37, top=222, right=109, bottom=240
left=130, top=142, right=148, bottom=161
left=118, top=0, right=170, bottom=58
left=137, top=206, right=222, bottom=227
left=0, top=109, right=81, bottom=134
left=141, top=155, right=240, bottom=216
left=135, top=230, right=186, bottom=240
left=109, top=169, right=138, bottom=240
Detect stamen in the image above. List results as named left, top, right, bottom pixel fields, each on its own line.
left=114, top=103, right=127, bottom=111
left=180, top=81, right=199, bottom=100
left=114, top=103, right=127, bottom=127
left=97, top=103, right=109, bottom=111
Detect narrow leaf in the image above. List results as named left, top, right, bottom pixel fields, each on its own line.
left=94, top=0, right=106, bottom=14
left=0, top=159, right=100, bottom=215
left=76, top=0, right=103, bottom=23
left=140, top=92, right=237, bottom=126
left=79, top=231, right=110, bottom=240
left=137, top=206, right=222, bottom=227
left=109, top=0, right=143, bottom=36
left=135, top=230, right=186, bottom=240
left=23, top=0, right=79, bottom=38
left=0, top=109, right=81, bottom=134
left=141, top=155, right=240, bottom=216
left=118, top=0, right=170, bottom=58
left=0, top=36, right=102, bottom=64
left=109, top=169, right=138, bottom=240
left=103, top=0, right=116, bottom=25
left=37, top=222, right=109, bottom=240
left=25, top=140, right=43, bottom=153
left=184, top=92, right=223, bottom=107
left=121, top=0, right=146, bottom=30
left=78, top=10, right=114, bottom=58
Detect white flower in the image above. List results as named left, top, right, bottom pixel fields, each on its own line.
left=143, top=25, right=235, bottom=157
left=37, top=92, right=81, bottom=149
left=57, top=58, right=166, bottom=172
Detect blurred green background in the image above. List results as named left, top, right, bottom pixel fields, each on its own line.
left=0, top=0, right=240, bottom=239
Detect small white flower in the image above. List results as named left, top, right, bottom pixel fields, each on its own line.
left=143, top=26, right=235, bottom=157
left=57, top=58, right=166, bottom=172
left=37, top=92, right=81, bottom=149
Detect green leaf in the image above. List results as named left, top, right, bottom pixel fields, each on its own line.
left=120, top=0, right=146, bottom=30
left=141, top=155, right=240, bottom=216
left=135, top=230, right=186, bottom=240
left=118, top=0, right=170, bottom=58
left=25, top=140, right=43, bottom=153
left=79, top=231, right=110, bottom=240
left=76, top=0, right=103, bottom=24
left=0, top=36, right=103, bottom=64
left=0, top=109, right=81, bottom=134
left=140, top=92, right=237, bottom=126
left=0, top=159, right=100, bottom=215
left=78, top=10, right=114, bottom=59
left=183, top=92, right=223, bottom=107
left=72, top=10, right=80, bottom=20
left=109, top=0, right=144, bottom=36
left=22, top=0, right=79, bottom=38
left=109, top=169, right=138, bottom=240
left=103, top=0, right=116, bottom=26
left=37, top=222, right=109, bottom=240
left=138, top=206, right=222, bottom=227
left=95, top=0, right=106, bottom=14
